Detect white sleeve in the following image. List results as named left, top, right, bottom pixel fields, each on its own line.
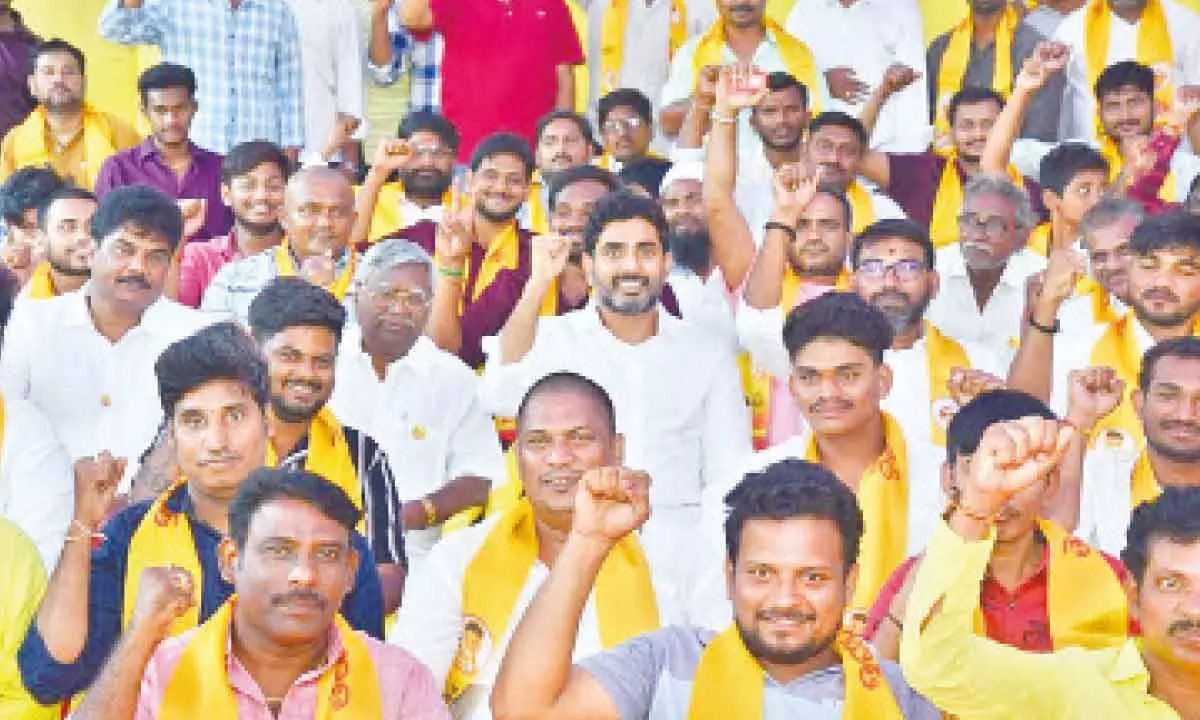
left=478, top=322, right=573, bottom=418
left=446, top=377, right=507, bottom=483
left=1009, top=138, right=1055, bottom=181
left=734, top=299, right=791, bottom=380
left=698, top=350, right=752, bottom=540
left=0, top=301, right=35, bottom=399
left=660, top=38, right=700, bottom=108
left=0, top=399, right=74, bottom=572
left=336, top=5, right=368, bottom=126
left=389, top=536, right=470, bottom=687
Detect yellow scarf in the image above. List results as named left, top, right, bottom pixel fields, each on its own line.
left=274, top=239, right=357, bottom=301
left=692, top=19, right=822, bottom=114
left=361, top=181, right=449, bottom=243
left=265, top=407, right=362, bottom=511
left=929, top=154, right=1027, bottom=249
left=1098, top=135, right=1178, bottom=203
left=1076, top=274, right=1120, bottom=325
left=1085, top=0, right=1174, bottom=125
left=687, top=624, right=903, bottom=719
left=845, top=181, right=876, bottom=235
left=806, top=413, right=909, bottom=610
left=7, top=104, right=118, bottom=190
left=972, top=519, right=1129, bottom=650
left=1130, top=450, right=1161, bottom=508
left=445, top=498, right=659, bottom=702
left=123, top=482, right=203, bottom=634
left=157, top=596, right=382, bottom=718
left=924, top=322, right=972, bottom=448
left=527, top=173, right=549, bottom=235
left=601, top=0, right=687, bottom=93
left=26, top=262, right=57, bottom=299
left=934, top=7, right=1019, bottom=136
left=1027, top=222, right=1056, bottom=257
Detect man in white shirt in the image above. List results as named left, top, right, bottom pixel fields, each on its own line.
left=330, top=238, right=503, bottom=566
left=1052, top=0, right=1200, bottom=143
left=785, top=0, right=929, bottom=152
left=0, top=186, right=212, bottom=492
left=391, top=371, right=727, bottom=719
left=18, top=187, right=96, bottom=301
left=480, top=190, right=751, bottom=555
left=925, top=172, right=1047, bottom=357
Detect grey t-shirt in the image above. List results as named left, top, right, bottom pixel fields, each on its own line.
left=579, top=626, right=941, bottom=720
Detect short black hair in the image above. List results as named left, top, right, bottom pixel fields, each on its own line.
left=155, top=322, right=269, bottom=418
left=582, top=190, right=669, bottom=254
left=1129, top=210, right=1200, bottom=257
left=137, top=62, right=196, bottom=104
left=617, top=157, right=672, bottom=199
left=398, top=110, right=461, bottom=152
left=945, top=389, right=1056, bottom=464
left=37, top=186, right=96, bottom=230
left=228, top=467, right=361, bottom=551
left=546, top=164, right=619, bottom=212
left=851, top=218, right=935, bottom=270
left=221, top=140, right=292, bottom=186
left=724, top=459, right=863, bottom=571
left=598, top=88, right=653, bottom=128
left=1122, top=487, right=1200, bottom=585
left=469, top=132, right=535, bottom=179
left=1140, top=336, right=1200, bottom=390
left=247, top=276, right=347, bottom=346
left=760, top=71, right=809, bottom=109
left=808, top=111, right=868, bottom=150
left=0, top=167, right=65, bottom=226
left=1095, top=60, right=1155, bottom=103
left=536, top=110, right=596, bottom=147
left=516, top=371, right=617, bottom=435
left=947, top=86, right=1005, bottom=126
left=30, top=38, right=84, bottom=76
left=91, top=185, right=184, bottom=251
left=782, top=291, right=893, bottom=365
left=1039, top=142, right=1109, bottom=196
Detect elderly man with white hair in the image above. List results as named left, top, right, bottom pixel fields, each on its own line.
left=329, top=239, right=504, bottom=568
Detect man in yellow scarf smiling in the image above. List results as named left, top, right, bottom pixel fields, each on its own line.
left=492, top=456, right=940, bottom=719
left=74, top=468, right=450, bottom=719
left=19, top=187, right=96, bottom=301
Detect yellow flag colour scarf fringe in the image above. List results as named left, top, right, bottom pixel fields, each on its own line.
left=601, top=0, right=687, bottom=93
left=693, top=19, right=821, bottom=114
left=275, top=239, right=357, bottom=301
left=123, top=481, right=203, bottom=634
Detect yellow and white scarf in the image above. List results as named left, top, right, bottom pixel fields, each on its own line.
left=934, top=6, right=1020, bottom=136
left=692, top=19, right=822, bottom=114
left=601, top=0, right=688, bottom=93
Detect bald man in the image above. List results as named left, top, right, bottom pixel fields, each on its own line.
left=201, top=167, right=362, bottom=323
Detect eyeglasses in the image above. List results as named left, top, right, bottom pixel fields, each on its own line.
left=601, top=116, right=645, bottom=135
left=367, top=287, right=430, bottom=311
left=409, top=143, right=455, bottom=160
left=296, top=203, right=353, bottom=222
left=856, top=258, right=925, bottom=280
left=957, top=212, right=1012, bottom=236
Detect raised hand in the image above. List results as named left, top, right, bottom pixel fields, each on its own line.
left=947, top=368, right=1006, bottom=408
left=961, top=416, right=1074, bottom=519
left=1036, top=247, right=1087, bottom=309
left=1161, top=87, right=1200, bottom=130
left=715, top=64, right=769, bottom=114
left=571, top=466, right=652, bottom=545
left=770, top=162, right=819, bottom=226
left=877, top=64, right=921, bottom=98
left=1065, top=366, right=1125, bottom=434
left=530, top=233, right=570, bottom=286
left=129, top=565, right=196, bottom=640
left=1015, top=41, right=1069, bottom=92
left=694, top=64, right=721, bottom=111
left=371, top=138, right=414, bottom=175
left=73, top=451, right=127, bottom=531
left=178, top=199, right=206, bottom=241
left=299, top=250, right=337, bottom=288
left=435, top=178, right=474, bottom=270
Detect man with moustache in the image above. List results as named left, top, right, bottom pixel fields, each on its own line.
left=17, top=322, right=385, bottom=705
left=0, top=39, right=140, bottom=189
left=0, top=185, right=212, bottom=491
left=523, top=110, right=596, bottom=235
left=18, top=186, right=96, bottom=300
left=484, top=191, right=750, bottom=555
left=546, top=164, right=620, bottom=312
left=247, top=276, right=406, bottom=613
left=358, top=111, right=459, bottom=243
left=202, top=167, right=361, bottom=324
left=394, top=372, right=725, bottom=719
left=330, top=239, right=503, bottom=569
left=177, top=141, right=291, bottom=308
left=597, top=89, right=661, bottom=173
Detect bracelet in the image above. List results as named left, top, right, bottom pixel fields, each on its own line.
left=709, top=109, right=738, bottom=125
left=886, top=611, right=903, bottom=630
left=64, top=519, right=105, bottom=545
left=420, top=497, right=438, bottom=527
left=952, top=501, right=994, bottom=523
left=437, top=265, right=465, bottom=279
left=763, top=221, right=798, bottom=242
left=1027, top=315, right=1060, bottom=335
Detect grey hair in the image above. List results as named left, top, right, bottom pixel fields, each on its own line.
left=354, top=238, right=435, bottom=288
left=962, top=173, right=1036, bottom=232
left=1079, top=196, right=1146, bottom=239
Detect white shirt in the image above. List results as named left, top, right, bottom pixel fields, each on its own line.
left=785, top=0, right=930, bottom=152
left=0, top=290, right=215, bottom=491
left=479, top=305, right=751, bottom=548
left=0, top=395, right=74, bottom=572
left=390, top=511, right=729, bottom=720
left=1075, top=443, right=1142, bottom=557
left=666, top=265, right=738, bottom=351
left=284, top=0, right=367, bottom=166
left=1052, top=0, right=1200, bottom=142
left=926, top=245, right=1047, bottom=361
left=329, top=331, right=506, bottom=563
left=1058, top=286, right=1127, bottom=338
left=736, top=175, right=907, bottom=248
left=1010, top=137, right=1200, bottom=204
left=1047, top=311, right=1152, bottom=419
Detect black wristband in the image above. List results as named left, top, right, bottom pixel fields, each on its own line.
left=1028, top=315, right=1061, bottom=335
left=764, top=221, right=797, bottom=242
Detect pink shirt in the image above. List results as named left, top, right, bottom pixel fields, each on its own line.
left=136, top=622, right=450, bottom=720
left=766, top=282, right=839, bottom=446
left=177, top=232, right=245, bottom=308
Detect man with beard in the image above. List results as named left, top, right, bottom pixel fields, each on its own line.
left=493, top=455, right=939, bottom=719
left=176, top=141, right=290, bottom=308
left=546, top=164, right=620, bottom=312
left=1, top=39, right=140, bottom=190
left=484, top=191, right=750, bottom=557
left=202, top=167, right=361, bottom=324
left=95, top=63, right=232, bottom=242
left=358, top=111, right=458, bottom=243
left=18, top=186, right=95, bottom=300
left=0, top=186, right=212, bottom=491
left=246, top=276, right=406, bottom=612
left=394, top=372, right=726, bottom=720
left=925, top=173, right=1047, bottom=356
left=1055, top=197, right=1146, bottom=333
left=1071, top=338, right=1200, bottom=554
left=523, top=110, right=595, bottom=235
left=330, top=239, right=503, bottom=570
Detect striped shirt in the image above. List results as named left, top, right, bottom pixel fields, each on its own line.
left=98, top=0, right=305, bottom=153
left=367, top=6, right=443, bottom=114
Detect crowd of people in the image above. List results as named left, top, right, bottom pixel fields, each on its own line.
left=1, top=0, right=1200, bottom=717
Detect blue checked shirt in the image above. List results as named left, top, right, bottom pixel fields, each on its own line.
left=98, top=0, right=305, bottom=153
left=366, top=4, right=442, bottom=114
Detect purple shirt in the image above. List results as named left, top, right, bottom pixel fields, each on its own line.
left=95, top=138, right=233, bottom=241
left=886, top=152, right=1045, bottom=231
left=0, top=16, right=36, bottom=140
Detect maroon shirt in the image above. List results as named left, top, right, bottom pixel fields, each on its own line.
left=94, top=138, right=233, bottom=241
left=886, top=152, right=1046, bottom=231
left=0, top=13, right=36, bottom=141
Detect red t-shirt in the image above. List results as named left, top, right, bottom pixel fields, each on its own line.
left=431, top=0, right=584, bottom=161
